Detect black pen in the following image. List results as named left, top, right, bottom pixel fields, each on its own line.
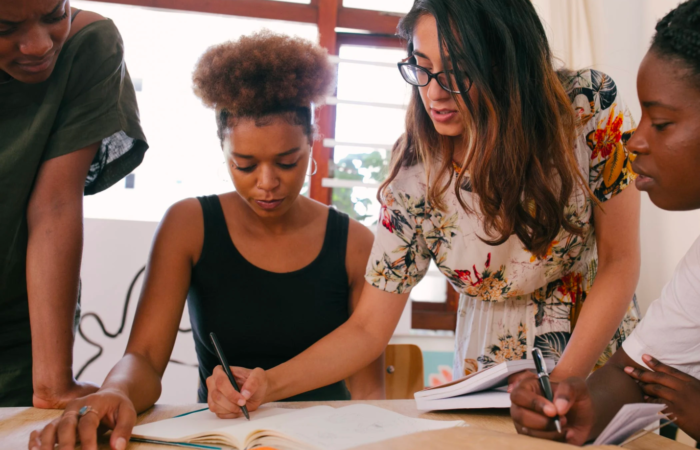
left=209, top=332, right=250, bottom=420
left=531, top=348, right=561, bottom=433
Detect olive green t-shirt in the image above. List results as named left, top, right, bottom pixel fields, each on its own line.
left=0, top=19, right=147, bottom=404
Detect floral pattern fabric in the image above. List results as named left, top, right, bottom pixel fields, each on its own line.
left=366, top=70, right=640, bottom=377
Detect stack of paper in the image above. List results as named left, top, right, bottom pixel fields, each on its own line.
left=415, top=359, right=554, bottom=411
left=592, top=403, right=667, bottom=446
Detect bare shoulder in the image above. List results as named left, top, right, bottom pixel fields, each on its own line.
left=347, top=217, right=375, bottom=254
left=157, top=198, right=205, bottom=263
left=69, top=9, right=106, bottom=38
left=345, top=217, right=375, bottom=282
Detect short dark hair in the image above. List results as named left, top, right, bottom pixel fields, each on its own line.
left=651, top=0, right=700, bottom=84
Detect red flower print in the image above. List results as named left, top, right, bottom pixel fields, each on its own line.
left=455, top=270, right=472, bottom=281
left=557, top=272, right=583, bottom=304
left=485, top=253, right=491, bottom=268
left=590, top=107, right=623, bottom=160
left=380, top=205, right=394, bottom=233
left=472, top=265, right=483, bottom=285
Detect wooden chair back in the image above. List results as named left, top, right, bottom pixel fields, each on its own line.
left=385, top=344, right=424, bottom=399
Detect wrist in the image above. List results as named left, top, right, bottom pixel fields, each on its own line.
left=33, top=368, right=75, bottom=398
left=264, top=368, right=282, bottom=403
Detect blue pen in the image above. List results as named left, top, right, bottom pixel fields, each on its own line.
left=532, top=348, right=562, bottom=434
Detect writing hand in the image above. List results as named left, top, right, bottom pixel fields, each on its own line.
left=625, top=354, right=700, bottom=441
left=510, top=376, right=595, bottom=445
left=206, top=365, right=267, bottom=418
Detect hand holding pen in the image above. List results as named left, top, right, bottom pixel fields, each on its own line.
left=209, top=332, right=251, bottom=420
left=531, top=348, right=562, bottom=433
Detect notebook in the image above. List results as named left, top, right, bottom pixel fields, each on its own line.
left=591, top=403, right=668, bottom=446
left=414, top=359, right=554, bottom=411
left=130, top=404, right=465, bottom=450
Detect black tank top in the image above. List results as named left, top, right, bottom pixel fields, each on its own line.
left=187, top=195, right=352, bottom=402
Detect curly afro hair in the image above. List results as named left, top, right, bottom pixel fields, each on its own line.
left=193, top=30, right=335, bottom=143
left=652, top=0, right=700, bottom=83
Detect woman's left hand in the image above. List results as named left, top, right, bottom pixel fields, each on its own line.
left=625, top=354, right=700, bottom=441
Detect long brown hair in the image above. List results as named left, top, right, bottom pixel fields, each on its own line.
left=382, top=0, right=587, bottom=258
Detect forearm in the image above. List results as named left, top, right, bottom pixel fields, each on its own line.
left=266, top=320, right=388, bottom=402
left=101, top=353, right=164, bottom=413
left=26, top=200, right=83, bottom=395
left=347, top=352, right=386, bottom=400
left=586, top=359, right=645, bottom=439
left=553, top=262, right=639, bottom=380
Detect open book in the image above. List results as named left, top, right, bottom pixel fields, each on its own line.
left=131, top=404, right=464, bottom=450
left=591, top=403, right=668, bottom=446
left=414, top=359, right=554, bottom=411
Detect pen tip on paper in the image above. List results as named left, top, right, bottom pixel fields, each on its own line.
left=555, top=419, right=562, bottom=434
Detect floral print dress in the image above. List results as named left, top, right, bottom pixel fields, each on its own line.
left=366, top=70, right=640, bottom=377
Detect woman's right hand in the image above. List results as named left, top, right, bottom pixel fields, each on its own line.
left=510, top=376, right=595, bottom=446
left=28, top=388, right=136, bottom=450
left=207, top=366, right=268, bottom=418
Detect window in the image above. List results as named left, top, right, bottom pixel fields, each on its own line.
left=328, top=34, right=458, bottom=331
left=73, top=1, right=318, bottom=222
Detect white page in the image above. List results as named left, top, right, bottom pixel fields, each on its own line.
left=415, top=359, right=554, bottom=400
left=131, top=407, right=302, bottom=442
left=271, top=404, right=465, bottom=450
left=131, top=407, right=291, bottom=440
left=592, top=404, right=666, bottom=446
left=416, top=389, right=511, bottom=411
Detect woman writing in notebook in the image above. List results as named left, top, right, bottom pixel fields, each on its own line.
left=202, top=0, right=640, bottom=413
left=30, top=32, right=382, bottom=450
left=511, top=0, right=700, bottom=444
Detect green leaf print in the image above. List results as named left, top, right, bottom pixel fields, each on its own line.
left=534, top=332, right=571, bottom=363
left=591, top=70, right=618, bottom=111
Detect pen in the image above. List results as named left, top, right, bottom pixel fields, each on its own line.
left=209, top=332, right=250, bottom=420
left=531, top=348, right=561, bottom=434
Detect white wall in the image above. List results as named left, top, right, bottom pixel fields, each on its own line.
left=76, top=219, right=200, bottom=404
left=532, top=0, right=700, bottom=314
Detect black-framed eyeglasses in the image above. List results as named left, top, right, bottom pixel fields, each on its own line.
left=397, top=62, right=471, bottom=94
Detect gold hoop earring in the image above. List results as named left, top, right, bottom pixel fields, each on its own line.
left=308, top=158, right=318, bottom=176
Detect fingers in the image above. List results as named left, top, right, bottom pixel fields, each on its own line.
left=642, top=355, right=692, bottom=381
left=207, top=367, right=246, bottom=418
left=553, top=378, right=589, bottom=416
left=208, top=384, right=244, bottom=418
left=514, top=421, right=564, bottom=441
left=109, top=401, right=137, bottom=450
left=510, top=378, right=558, bottom=418
left=38, top=420, right=59, bottom=450
left=28, top=430, right=40, bottom=450
left=508, top=370, right=536, bottom=393
left=76, top=411, right=101, bottom=450
left=511, top=404, right=566, bottom=432
left=239, top=367, right=265, bottom=401
left=624, top=366, right=684, bottom=391
left=641, top=382, right=677, bottom=403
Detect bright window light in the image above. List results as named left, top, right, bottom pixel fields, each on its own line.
left=72, top=1, right=318, bottom=222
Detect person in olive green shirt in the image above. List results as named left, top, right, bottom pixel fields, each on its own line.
left=0, top=1, right=147, bottom=407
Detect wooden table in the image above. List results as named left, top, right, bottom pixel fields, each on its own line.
left=0, top=400, right=689, bottom=449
